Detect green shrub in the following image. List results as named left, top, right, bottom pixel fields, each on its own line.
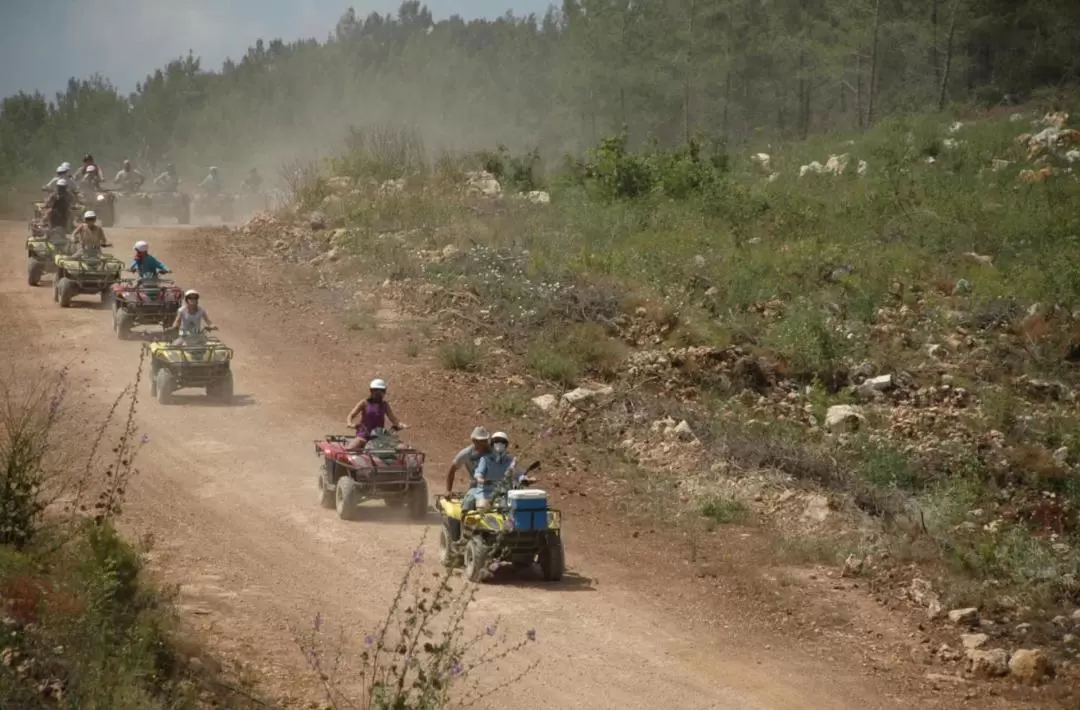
left=438, top=342, right=480, bottom=372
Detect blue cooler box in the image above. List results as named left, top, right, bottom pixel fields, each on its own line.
left=508, top=489, right=548, bottom=531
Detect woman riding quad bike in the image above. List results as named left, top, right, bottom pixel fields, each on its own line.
left=344, top=379, right=407, bottom=451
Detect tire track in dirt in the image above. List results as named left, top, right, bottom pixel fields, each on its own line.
left=0, top=221, right=1016, bottom=709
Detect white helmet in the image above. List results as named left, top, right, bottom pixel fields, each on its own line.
left=133, top=240, right=148, bottom=252
left=490, top=431, right=509, bottom=444
left=59, top=162, right=72, bottom=172
left=83, top=210, right=97, bottom=220
left=55, top=164, right=66, bottom=175
left=55, top=178, right=69, bottom=187
left=369, top=379, right=387, bottom=391
left=184, top=289, right=199, bottom=299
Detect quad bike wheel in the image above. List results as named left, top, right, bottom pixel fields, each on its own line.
left=463, top=537, right=488, bottom=583
left=27, top=258, right=44, bottom=287
left=114, top=308, right=134, bottom=339
left=439, top=519, right=462, bottom=567
left=155, top=369, right=175, bottom=404
left=407, top=479, right=429, bottom=521
left=206, top=370, right=234, bottom=402
left=335, top=476, right=359, bottom=521
left=317, top=463, right=336, bottom=509
left=539, top=538, right=565, bottom=582
left=57, top=278, right=76, bottom=307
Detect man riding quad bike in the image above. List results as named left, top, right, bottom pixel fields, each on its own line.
left=114, top=160, right=145, bottom=192
left=76, top=165, right=118, bottom=226
left=52, top=221, right=124, bottom=308
left=435, top=432, right=563, bottom=583
left=194, top=166, right=236, bottom=221
left=119, top=163, right=190, bottom=224
left=26, top=225, right=74, bottom=286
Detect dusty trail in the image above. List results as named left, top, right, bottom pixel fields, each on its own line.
left=0, top=221, right=984, bottom=709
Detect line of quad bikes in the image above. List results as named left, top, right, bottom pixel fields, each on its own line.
left=22, top=195, right=566, bottom=585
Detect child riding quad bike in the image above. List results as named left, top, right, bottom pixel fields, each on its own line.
left=435, top=460, right=565, bottom=583
left=314, top=426, right=429, bottom=522
left=144, top=325, right=234, bottom=404
left=110, top=275, right=184, bottom=339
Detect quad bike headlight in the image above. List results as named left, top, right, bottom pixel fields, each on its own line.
left=96, top=194, right=106, bottom=202
left=211, top=349, right=230, bottom=362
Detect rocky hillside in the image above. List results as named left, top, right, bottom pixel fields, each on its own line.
left=221, top=106, right=1080, bottom=694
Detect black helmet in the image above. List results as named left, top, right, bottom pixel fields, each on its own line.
left=83, top=153, right=93, bottom=163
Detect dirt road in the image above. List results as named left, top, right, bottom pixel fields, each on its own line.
left=0, top=221, right=1001, bottom=709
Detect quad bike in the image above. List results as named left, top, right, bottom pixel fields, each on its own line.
left=193, top=191, right=236, bottom=222
left=313, top=426, right=428, bottom=521
left=52, top=249, right=124, bottom=308
left=29, top=198, right=84, bottom=238
left=435, top=461, right=565, bottom=583
left=115, top=189, right=191, bottom=225
left=110, top=276, right=184, bottom=339
left=26, top=227, right=74, bottom=286
left=89, top=188, right=117, bottom=226
left=144, top=326, right=234, bottom=404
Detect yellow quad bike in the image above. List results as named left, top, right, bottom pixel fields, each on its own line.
left=26, top=227, right=74, bottom=286
left=435, top=462, right=565, bottom=583
left=52, top=249, right=124, bottom=307
left=144, top=327, right=234, bottom=405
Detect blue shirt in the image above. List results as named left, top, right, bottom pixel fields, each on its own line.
left=474, top=453, right=521, bottom=488
left=130, top=254, right=168, bottom=278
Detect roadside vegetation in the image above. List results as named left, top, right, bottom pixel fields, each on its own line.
left=0, top=360, right=267, bottom=709
left=260, top=95, right=1080, bottom=643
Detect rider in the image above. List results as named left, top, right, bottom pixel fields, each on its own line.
left=129, top=240, right=170, bottom=279
left=171, top=290, right=213, bottom=344
left=79, top=164, right=104, bottom=191
left=153, top=164, right=179, bottom=191
left=72, top=153, right=97, bottom=182
left=199, top=166, right=223, bottom=195
left=461, top=431, right=525, bottom=512
left=446, top=427, right=491, bottom=495
left=43, top=179, right=75, bottom=231
left=43, top=163, right=79, bottom=195
left=344, top=379, right=405, bottom=451
left=114, top=160, right=145, bottom=191
left=71, top=210, right=110, bottom=256
left=240, top=167, right=262, bottom=193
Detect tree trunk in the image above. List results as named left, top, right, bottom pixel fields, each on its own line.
left=937, top=0, right=961, bottom=111
left=683, top=0, right=697, bottom=143
left=931, top=0, right=940, bottom=87
left=866, top=0, right=882, bottom=126
left=855, top=52, right=863, bottom=129
left=721, top=65, right=732, bottom=138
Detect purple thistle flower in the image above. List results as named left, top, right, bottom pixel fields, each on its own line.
left=364, top=634, right=375, bottom=647
left=140, top=433, right=150, bottom=446
left=449, top=662, right=463, bottom=677
left=411, top=547, right=424, bottom=564
left=484, top=622, right=497, bottom=637
left=525, top=628, right=536, bottom=642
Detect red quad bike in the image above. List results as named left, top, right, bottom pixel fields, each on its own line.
left=314, top=427, right=429, bottom=522
left=109, top=277, right=184, bottom=340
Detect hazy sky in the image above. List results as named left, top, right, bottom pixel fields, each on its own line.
left=0, top=0, right=552, bottom=99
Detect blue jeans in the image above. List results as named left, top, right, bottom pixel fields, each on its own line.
left=460, top=484, right=494, bottom=512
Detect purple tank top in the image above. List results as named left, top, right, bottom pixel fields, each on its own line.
left=356, top=399, right=388, bottom=437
